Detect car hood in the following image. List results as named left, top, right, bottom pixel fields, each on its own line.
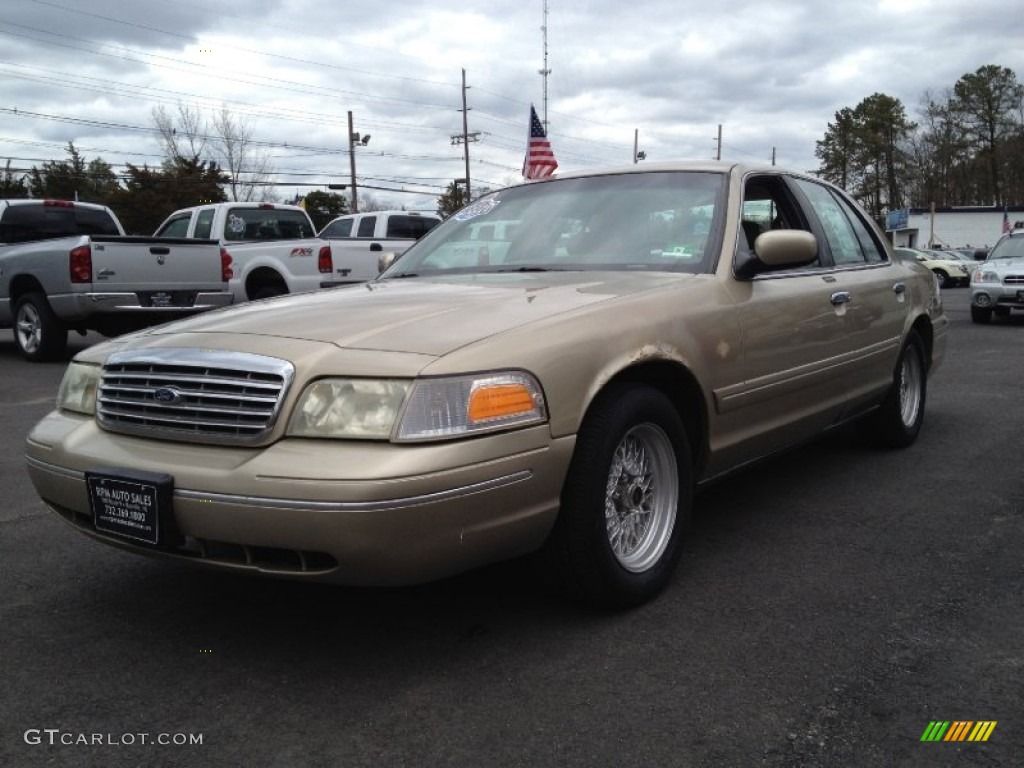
left=981, top=257, right=1024, bottom=272
left=145, top=272, right=695, bottom=356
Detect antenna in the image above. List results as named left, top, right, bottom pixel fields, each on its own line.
left=539, top=0, right=551, bottom=129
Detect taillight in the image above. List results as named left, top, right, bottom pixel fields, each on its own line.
left=220, top=247, right=234, bottom=282
left=44, top=199, right=75, bottom=208
left=69, top=244, right=92, bottom=283
left=318, top=244, right=333, bottom=274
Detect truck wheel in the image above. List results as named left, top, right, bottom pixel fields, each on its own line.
left=543, top=383, right=692, bottom=608
left=251, top=283, right=288, bottom=301
left=860, top=330, right=926, bottom=448
left=970, top=306, right=992, bottom=324
left=14, top=293, right=68, bottom=362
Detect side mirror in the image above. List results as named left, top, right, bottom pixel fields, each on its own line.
left=735, top=230, right=818, bottom=279
left=377, top=251, right=400, bottom=273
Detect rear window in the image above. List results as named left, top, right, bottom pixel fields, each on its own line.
left=0, top=202, right=120, bottom=244
left=223, top=208, right=315, bottom=241
left=385, top=215, right=441, bottom=240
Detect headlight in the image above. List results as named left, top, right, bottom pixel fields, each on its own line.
left=288, top=379, right=411, bottom=439
left=972, top=269, right=999, bottom=284
left=395, top=371, right=547, bottom=442
left=56, top=362, right=101, bottom=415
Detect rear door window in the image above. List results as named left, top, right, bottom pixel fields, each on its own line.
left=193, top=208, right=215, bottom=239
left=357, top=216, right=377, bottom=237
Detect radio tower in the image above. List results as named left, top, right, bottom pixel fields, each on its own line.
left=539, top=0, right=551, bottom=129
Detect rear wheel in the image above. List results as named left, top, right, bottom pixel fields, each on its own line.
left=14, top=292, right=67, bottom=362
left=544, top=383, right=692, bottom=608
left=971, top=305, right=992, bottom=324
left=250, top=282, right=288, bottom=301
left=860, top=330, right=926, bottom=448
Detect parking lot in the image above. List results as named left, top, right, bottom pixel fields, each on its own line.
left=1, top=287, right=1021, bottom=767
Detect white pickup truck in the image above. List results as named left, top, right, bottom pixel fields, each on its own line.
left=318, top=210, right=441, bottom=280
left=155, top=203, right=345, bottom=302
left=1, top=199, right=232, bottom=361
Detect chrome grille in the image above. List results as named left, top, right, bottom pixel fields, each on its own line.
left=97, top=348, right=295, bottom=445
left=1003, top=275, right=1024, bottom=285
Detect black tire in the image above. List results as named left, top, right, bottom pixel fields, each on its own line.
left=251, top=283, right=288, bottom=301
left=543, top=383, right=692, bottom=608
left=931, top=269, right=947, bottom=288
left=861, top=330, right=926, bottom=448
left=971, top=305, right=992, bottom=324
left=13, top=292, right=68, bottom=362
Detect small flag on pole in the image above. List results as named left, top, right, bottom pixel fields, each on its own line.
left=1003, top=207, right=1012, bottom=235
left=522, top=105, right=558, bottom=179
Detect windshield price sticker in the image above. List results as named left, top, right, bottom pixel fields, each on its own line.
left=86, top=473, right=165, bottom=545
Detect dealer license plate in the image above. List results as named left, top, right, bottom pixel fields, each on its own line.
left=86, top=469, right=173, bottom=545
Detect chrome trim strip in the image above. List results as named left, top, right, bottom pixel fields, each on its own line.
left=25, top=456, right=532, bottom=512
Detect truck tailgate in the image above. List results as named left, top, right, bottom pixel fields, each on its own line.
left=90, top=237, right=224, bottom=289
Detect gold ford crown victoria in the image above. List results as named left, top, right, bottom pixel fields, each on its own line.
left=25, top=162, right=948, bottom=607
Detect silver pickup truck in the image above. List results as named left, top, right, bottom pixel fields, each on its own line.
left=1, top=199, right=233, bottom=361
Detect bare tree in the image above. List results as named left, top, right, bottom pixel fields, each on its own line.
left=152, top=103, right=207, bottom=163
left=210, top=106, right=276, bottom=202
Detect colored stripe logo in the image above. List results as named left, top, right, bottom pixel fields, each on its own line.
left=920, top=721, right=997, bottom=742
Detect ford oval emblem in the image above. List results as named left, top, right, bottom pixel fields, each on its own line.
left=154, top=386, right=182, bottom=404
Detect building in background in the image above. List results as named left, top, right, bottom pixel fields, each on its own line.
left=886, top=206, right=1024, bottom=251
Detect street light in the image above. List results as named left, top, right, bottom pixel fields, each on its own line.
left=347, top=111, right=370, bottom=213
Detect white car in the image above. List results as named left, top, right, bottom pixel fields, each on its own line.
left=894, top=248, right=970, bottom=288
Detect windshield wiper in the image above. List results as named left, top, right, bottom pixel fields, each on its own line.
left=491, top=266, right=561, bottom=273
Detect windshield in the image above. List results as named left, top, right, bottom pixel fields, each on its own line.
left=382, top=171, right=726, bottom=277
left=987, top=234, right=1024, bottom=261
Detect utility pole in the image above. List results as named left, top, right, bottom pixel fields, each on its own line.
left=771, top=146, right=776, bottom=166
left=715, top=124, right=722, bottom=161
left=348, top=110, right=358, bottom=214
left=450, top=68, right=479, bottom=201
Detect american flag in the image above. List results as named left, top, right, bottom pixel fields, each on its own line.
left=1003, top=208, right=1012, bottom=235
left=522, top=105, right=558, bottom=179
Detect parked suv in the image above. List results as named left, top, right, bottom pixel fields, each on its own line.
left=893, top=248, right=970, bottom=287
left=970, top=229, right=1024, bottom=323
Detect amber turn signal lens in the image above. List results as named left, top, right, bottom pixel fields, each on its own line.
left=467, top=384, right=536, bottom=423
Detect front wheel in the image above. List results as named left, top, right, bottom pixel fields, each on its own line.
left=860, top=330, right=926, bottom=448
left=971, top=305, right=992, bottom=324
left=543, top=383, right=692, bottom=608
left=14, top=293, right=68, bottom=362
left=931, top=270, right=947, bottom=288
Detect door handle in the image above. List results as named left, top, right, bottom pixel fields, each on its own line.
left=830, top=291, right=852, bottom=305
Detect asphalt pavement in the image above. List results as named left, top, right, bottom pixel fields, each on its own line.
left=1, top=289, right=1021, bottom=767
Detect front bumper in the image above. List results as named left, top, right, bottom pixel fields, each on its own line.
left=971, top=283, right=1024, bottom=310
left=26, top=412, right=574, bottom=585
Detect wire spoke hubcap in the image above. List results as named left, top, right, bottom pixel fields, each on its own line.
left=605, top=423, right=678, bottom=573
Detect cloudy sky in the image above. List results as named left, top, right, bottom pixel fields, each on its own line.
left=1, top=0, right=1022, bottom=213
